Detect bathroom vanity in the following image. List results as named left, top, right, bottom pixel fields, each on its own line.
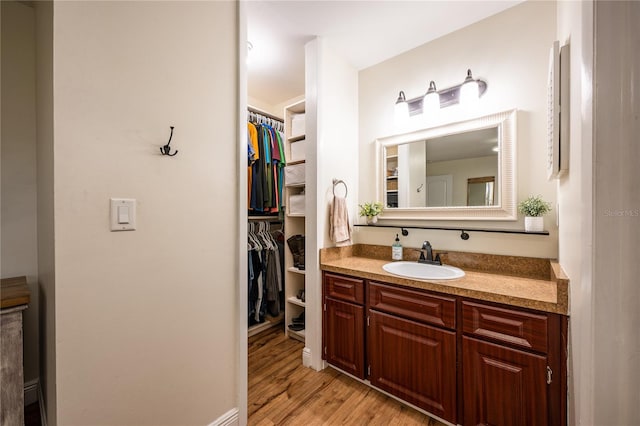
left=320, top=245, right=568, bottom=426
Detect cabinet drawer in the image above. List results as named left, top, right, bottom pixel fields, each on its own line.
left=462, top=301, right=548, bottom=353
left=368, top=282, right=456, bottom=329
left=324, top=273, right=364, bottom=304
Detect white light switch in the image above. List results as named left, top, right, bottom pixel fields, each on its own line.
left=118, top=206, right=130, bottom=224
left=110, top=198, right=136, bottom=231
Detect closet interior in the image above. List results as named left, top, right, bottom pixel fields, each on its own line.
left=246, top=105, right=307, bottom=340
left=247, top=108, right=286, bottom=337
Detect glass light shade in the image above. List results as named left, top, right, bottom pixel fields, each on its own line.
left=460, top=69, right=479, bottom=106
left=394, top=91, right=409, bottom=125
left=423, top=92, right=440, bottom=115
left=423, top=81, right=440, bottom=116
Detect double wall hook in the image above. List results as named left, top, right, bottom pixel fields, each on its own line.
left=160, top=126, right=178, bottom=156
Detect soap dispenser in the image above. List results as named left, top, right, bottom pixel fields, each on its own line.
left=392, top=234, right=403, bottom=261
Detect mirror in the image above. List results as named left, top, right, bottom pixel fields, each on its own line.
left=376, top=110, right=517, bottom=221
left=467, top=176, right=495, bottom=206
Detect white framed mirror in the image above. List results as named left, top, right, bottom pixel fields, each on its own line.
left=376, top=110, right=517, bottom=221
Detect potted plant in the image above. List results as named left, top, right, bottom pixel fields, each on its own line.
left=359, top=202, right=383, bottom=225
left=518, top=195, right=552, bottom=232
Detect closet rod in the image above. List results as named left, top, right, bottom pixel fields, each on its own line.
left=248, top=215, right=282, bottom=223
left=247, top=106, right=284, bottom=123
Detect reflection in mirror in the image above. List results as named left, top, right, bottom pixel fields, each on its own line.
left=385, top=128, right=499, bottom=208
left=467, top=176, right=495, bottom=206
left=377, top=110, right=517, bottom=221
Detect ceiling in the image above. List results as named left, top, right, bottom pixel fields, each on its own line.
left=247, top=0, right=522, bottom=106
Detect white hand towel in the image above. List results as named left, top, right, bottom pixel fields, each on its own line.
left=330, top=195, right=352, bottom=246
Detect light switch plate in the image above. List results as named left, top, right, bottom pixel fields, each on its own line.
left=110, top=198, right=136, bottom=231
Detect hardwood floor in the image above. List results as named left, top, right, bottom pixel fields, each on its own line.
left=248, top=325, right=446, bottom=426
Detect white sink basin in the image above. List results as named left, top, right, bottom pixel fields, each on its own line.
left=383, top=261, right=465, bottom=280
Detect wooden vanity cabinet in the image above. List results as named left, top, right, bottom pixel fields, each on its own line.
left=367, top=281, right=457, bottom=424
left=321, top=272, right=567, bottom=426
left=322, top=273, right=366, bottom=379
left=461, top=300, right=567, bottom=426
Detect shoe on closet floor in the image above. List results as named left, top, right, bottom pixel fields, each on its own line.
left=292, top=312, right=305, bottom=324
left=288, top=323, right=304, bottom=332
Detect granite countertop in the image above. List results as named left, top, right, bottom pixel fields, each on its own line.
left=320, top=245, right=569, bottom=315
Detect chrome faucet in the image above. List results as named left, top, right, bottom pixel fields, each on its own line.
left=418, top=241, right=443, bottom=265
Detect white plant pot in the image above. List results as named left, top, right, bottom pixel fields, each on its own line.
left=366, top=216, right=378, bottom=225
left=524, top=216, right=544, bottom=232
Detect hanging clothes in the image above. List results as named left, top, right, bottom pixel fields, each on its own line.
left=247, top=110, right=286, bottom=214
left=247, top=221, right=284, bottom=325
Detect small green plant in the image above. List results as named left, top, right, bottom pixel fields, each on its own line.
left=359, top=202, right=383, bottom=218
left=518, top=195, right=552, bottom=217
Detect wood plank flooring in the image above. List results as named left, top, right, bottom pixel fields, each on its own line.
left=248, top=325, right=446, bottom=426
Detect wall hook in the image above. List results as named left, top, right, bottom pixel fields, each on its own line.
left=160, top=126, right=178, bottom=156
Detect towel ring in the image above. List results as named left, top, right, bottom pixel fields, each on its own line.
left=332, top=179, right=348, bottom=198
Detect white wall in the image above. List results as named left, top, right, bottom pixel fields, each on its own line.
left=305, top=37, right=359, bottom=370
left=50, top=2, right=239, bottom=424
left=556, top=1, right=594, bottom=424
left=357, top=1, right=557, bottom=258
left=591, top=2, right=640, bottom=424
left=1, top=0, right=40, bottom=390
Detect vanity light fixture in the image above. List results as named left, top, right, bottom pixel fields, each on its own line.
left=394, top=90, right=409, bottom=125
left=460, top=69, right=480, bottom=106
left=422, top=81, right=440, bottom=115
left=394, top=69, right=487, bottom=118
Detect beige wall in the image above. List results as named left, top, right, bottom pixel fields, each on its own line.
left=35, top=1, right=56, bottom=422
left=247, top=94, right=305, bottom=121
left=357, top=1, right=557, bottom=258
left=50, top=2, right=238, bottom=424
left=1, top=0, right=40, bottom=389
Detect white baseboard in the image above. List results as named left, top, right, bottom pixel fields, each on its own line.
left=302, top=347, right=312, bottom=367
left=24, top=378, right=39, bottom=406
left=208, top=408, right=239, bottom=426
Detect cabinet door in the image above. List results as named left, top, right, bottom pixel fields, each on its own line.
left=325, top=298, right=365, bottom=379
left=369, top=310, right=456, bottom=424
left=462, top=336, right=548, bottom=426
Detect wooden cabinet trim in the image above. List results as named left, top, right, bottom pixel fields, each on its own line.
left=462, top=300, right=548, bottom=353
left=368, top=281, right=456, bottom=329
left=324, top=272, right=365, bottom=304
